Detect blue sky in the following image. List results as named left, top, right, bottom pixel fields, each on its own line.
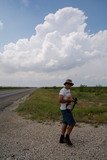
left=0, top=0, right=107, bottom=51
left=0, top=0, right=107, bottom=87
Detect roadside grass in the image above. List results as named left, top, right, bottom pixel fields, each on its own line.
left=16, top=87, right=107, bottom=124
left=16, top=88, right=60, bottom=122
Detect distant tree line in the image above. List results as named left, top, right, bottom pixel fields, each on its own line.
left=42, top=85, right=107, bottom=94
left=0, top=86, right=29, bottom=90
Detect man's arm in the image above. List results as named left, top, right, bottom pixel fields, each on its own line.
left=59, top=95, right=72, bottom=103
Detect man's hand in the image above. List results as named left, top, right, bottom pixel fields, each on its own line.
left=72, top=97, right=78, bottom=104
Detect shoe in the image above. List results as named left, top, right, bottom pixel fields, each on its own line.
left=65, top=134, right=73, bottom=146
left=59, top=135, right=65, bottom=143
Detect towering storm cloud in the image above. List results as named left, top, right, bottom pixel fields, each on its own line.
left=0, top=7, right=107, bottom=73
left=0, top=7, right=107, bottom=87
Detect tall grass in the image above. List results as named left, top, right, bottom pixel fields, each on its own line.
left=16, top=88, right=60, bottom=121
left=16, top=87, right=107, bottom=123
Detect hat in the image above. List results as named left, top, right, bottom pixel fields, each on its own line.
left=64, top=79, right=74, bottom=86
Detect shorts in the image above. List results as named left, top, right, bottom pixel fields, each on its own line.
left=61, top=109, right=76, bottom=126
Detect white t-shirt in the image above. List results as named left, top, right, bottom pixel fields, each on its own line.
left=59, top=87, right=72, bottom=110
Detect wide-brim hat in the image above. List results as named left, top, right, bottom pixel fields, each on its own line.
left=64, top=79, right=74, bottom=86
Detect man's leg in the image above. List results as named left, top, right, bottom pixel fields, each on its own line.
left=65, top=125, right=75, bottom=145
left=61, top=123, right=67, bottom=135
left=66, top=125, right=74, bottom=135
left=59, top=123, right=67, bottom=143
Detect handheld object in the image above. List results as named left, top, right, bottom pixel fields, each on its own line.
left=71, top=97, right=78, bottom=111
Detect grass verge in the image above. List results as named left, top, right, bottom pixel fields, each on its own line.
left=16, top=87, right=107, bottom=124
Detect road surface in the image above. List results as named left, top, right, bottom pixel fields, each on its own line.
left=0, top=88, right=35, bottom=111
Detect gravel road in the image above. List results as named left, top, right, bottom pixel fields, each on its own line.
left=0, top=96, right=107, bottom=160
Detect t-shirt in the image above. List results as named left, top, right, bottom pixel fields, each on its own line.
left=59, top=87, right=72, bottom=110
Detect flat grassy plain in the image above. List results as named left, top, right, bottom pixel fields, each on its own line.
left=16, top=86, right=107, bottom=124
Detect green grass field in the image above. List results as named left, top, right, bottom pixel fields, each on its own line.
left=16, top=86, right=107, bottom=124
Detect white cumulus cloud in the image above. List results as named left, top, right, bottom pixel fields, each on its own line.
left=0, top=7, right=107, bottom=86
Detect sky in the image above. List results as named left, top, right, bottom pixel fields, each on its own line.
left=0, top=0, right=107, bottom=87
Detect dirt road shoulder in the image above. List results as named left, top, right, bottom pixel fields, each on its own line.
left=0, top=97, right=107, bottom=160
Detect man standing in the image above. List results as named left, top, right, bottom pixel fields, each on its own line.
left=59, top=79, right=76, bottom=146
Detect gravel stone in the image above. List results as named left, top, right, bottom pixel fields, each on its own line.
left=0, top=98, right=107, bottom=160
